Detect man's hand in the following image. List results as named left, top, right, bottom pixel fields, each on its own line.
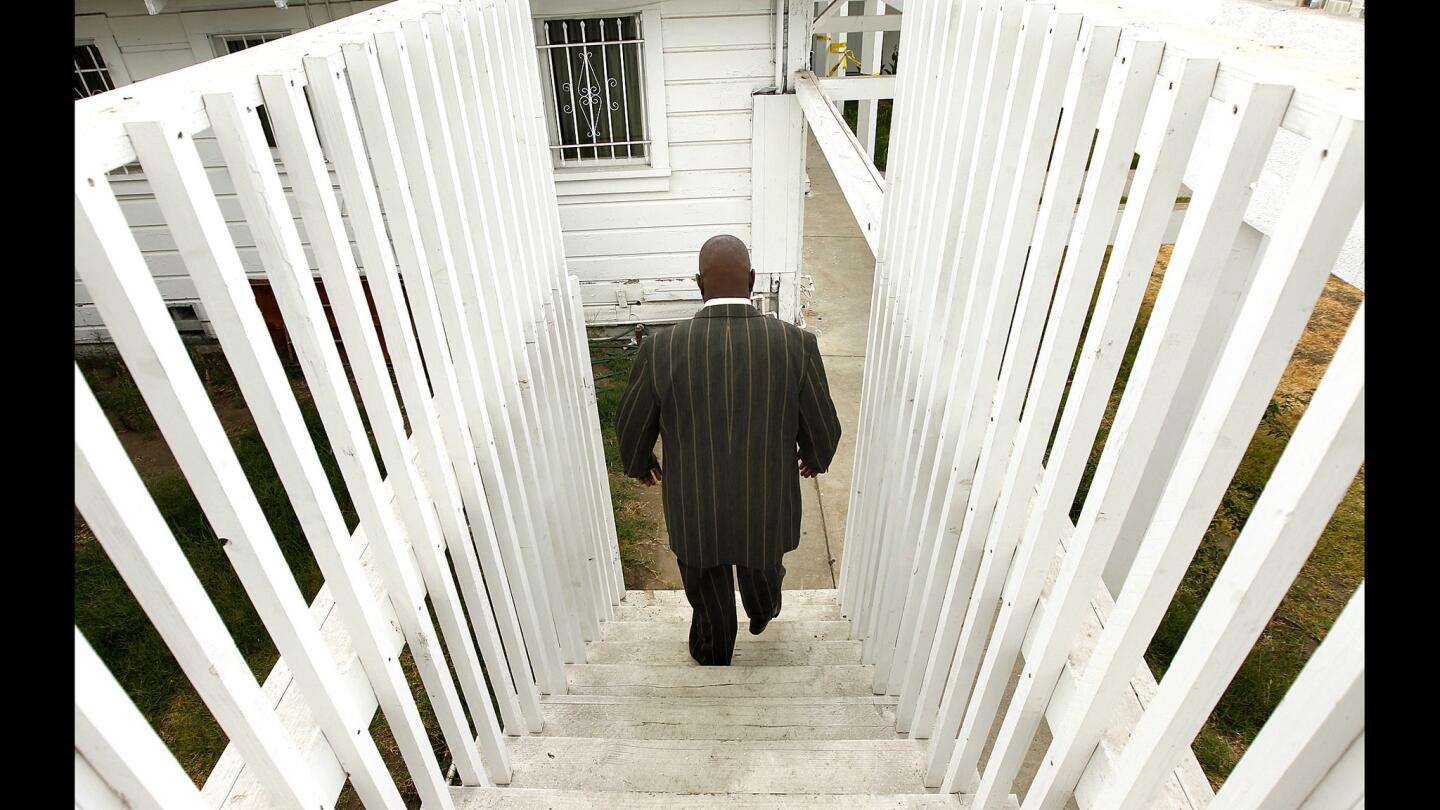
left=637, top=463, right=664, bottom=486
left=797, top=451, right=818, bottom=479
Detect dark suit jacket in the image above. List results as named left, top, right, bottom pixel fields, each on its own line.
left=615, top=302, right=842, bottom=569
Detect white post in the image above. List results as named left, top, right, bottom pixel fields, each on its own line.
left=855, top=0, right=885, bottom=158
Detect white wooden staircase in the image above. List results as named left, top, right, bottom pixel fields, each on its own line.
left=451, top=589, right=1014, bottom=809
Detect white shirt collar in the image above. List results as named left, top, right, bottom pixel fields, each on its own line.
left=701, top=297, right=754, bottom=309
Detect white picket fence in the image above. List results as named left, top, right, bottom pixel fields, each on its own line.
left=74, top=2, right=621, bottom=808
left=837, top=0, right=1364, bottom=808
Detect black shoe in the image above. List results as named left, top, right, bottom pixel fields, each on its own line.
left=749, top=591, right=782, bottom=635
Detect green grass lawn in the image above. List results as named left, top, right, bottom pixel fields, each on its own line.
left=588, top=341, right=658, bottom=576
left=841, top=99, right=894, bottom=173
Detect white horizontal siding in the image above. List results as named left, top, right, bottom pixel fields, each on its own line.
left=73, top=0, right=773, bottom=341
left=558, top=3, right=775, bottom=324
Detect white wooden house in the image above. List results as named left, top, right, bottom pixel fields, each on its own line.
left=74, top=2, right=1363, bottom=808
left=75, top=0, right=821, bottom=344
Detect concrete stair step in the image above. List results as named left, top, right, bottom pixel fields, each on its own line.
left=501, top=738, right=936, bottom=794
left=613, top=601, right=842, bottom=623
left=620, top=588, right=839, bottom=607
left=602, top=619, right=851, bottom=643
left=538, top=694, right=897, bottom=739
left=564, top=664, right=874, bottom=697
left=450, top=787, right=1012, bottom=808
left=585, top=639, right=863, bottom=666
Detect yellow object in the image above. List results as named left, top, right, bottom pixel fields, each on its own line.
left=825, top=42, right=863, bottom=77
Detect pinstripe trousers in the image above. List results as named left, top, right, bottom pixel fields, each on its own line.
left=676, top=560, right=785, bottom=666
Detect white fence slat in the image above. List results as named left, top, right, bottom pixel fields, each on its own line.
left=928, top=53, right=1221, bottom=790
left=862, top=0, right=1023, bottom=661
left=889, top=14, right=1113, bottom=701
left=75, top=627, right=209, bottom=810
left=126, top=110, right=453, bottom=809
left=1210, top=586, right=1365, bottom=810
left=892, top=3, right=1089, bottom=709
left=1023, top=117, right=1365, bottom=810
left=838, top=0, right=939, bottom=622
left=1298, top=732, right=1364, bottom=810
left=865, top=0, right=1013, bottom=685
left=899, top=34, right=1163, bottom=739
left=72, top=367, right=318, bottom=810
left=503, top=0, right=620, bottom=617
left=431, top=2, right=593, bottom=656
left=203, top=82, right=489, bottom=787
left=1102, top=222, right=1265, bottom=593
left=76, top=749, right=130, bottom=810
left=1092, top=304, right=1364, bottom=810
left=341, top=35, right=550, bottom=731
left=968, top=79, right=1294, bottom=808
left=844, top=0, right=959, bottom=633
left=259, top=66, right=512, bottom=785
left=301, top=46, right=532, bottom=746
left=77, top=158, right=402, bottom=808
left=502, top=0, right=625, bottom=606
left=374, top=25, right=568, bottom=694
left=510, top=0, right=623, bottom=626
left=450, top=0, right=603, bottom=640
left=862, top=0, right=1011, bottom=662
left=867, top=0, right=1037, bottom=654
left=838, top=0, right=929, bottom=617
left=405, top=14, right=584, bottom=665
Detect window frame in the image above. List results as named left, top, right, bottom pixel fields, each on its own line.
left=74, top=15, right=132, bottom=91
left=531, top=2, right=671, bottom=195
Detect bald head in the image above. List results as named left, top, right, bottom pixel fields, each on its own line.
left=696, top=234, right=754, bottom=301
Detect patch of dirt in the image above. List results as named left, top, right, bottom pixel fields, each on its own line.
left=110, top=399, right=259, bottom=483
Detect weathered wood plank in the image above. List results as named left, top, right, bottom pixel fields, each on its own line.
left=602, top=620, right=852, bottom=643
left=586, top=639, right=862, bottom=666
left=564, top=664, right=874, bottom=697
left=620, top=588, right=838, bottom=606
left=504, top=737, right=930, bottom=794
left=613, top=602, right=841, bottom=623
left=451, top=787, right=1009, bottom=809
left=538, top=694, right=895, bottom=739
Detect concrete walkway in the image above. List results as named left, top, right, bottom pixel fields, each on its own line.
left=788, top=130, right=875, bottom=590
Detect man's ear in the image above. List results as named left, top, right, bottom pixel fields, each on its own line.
left=749, top=269, right=756, bottom=293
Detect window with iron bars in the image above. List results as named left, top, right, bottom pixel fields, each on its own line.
left=537, top=15, right=649, bottom=166
left=74, top=43, right=117, bottom=100
left=212, top=32, right=291, bottom=148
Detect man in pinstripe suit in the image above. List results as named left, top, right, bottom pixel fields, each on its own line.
left=615, top=234, right=842, bottom=666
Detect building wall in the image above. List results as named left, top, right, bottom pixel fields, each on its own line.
left=74, top=0, right=793, bottom=342
left=544, top=0, right=781, bottom=325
